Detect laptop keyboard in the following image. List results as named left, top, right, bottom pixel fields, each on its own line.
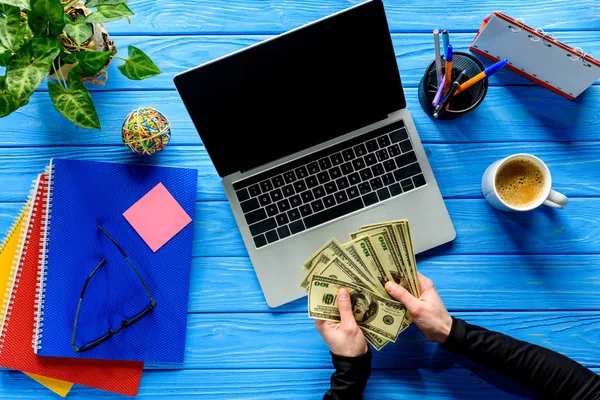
left=232, top=120, right=427, bottom=248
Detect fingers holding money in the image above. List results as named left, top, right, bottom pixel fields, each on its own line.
left=337, top=287, right=358, bottom=329
left=385, top=275, right=453, bottom=344
left=313, top=287, right=368, bottom=357
left=385, top=281, right=420, bottom=314
left=302, top=219, right=420, bottom=351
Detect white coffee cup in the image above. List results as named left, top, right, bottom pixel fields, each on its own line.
left=481, top=153, right=568, bottom=212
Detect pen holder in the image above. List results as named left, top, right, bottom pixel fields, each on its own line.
left=418, top=51, right=488, bottom=120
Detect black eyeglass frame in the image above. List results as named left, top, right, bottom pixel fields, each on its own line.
left=71, top=224, right=157, bottom=354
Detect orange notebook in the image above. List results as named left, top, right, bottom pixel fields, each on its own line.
left=470, top=11, right=600, bottom=100
left=0, top=174, right=144, bottom=396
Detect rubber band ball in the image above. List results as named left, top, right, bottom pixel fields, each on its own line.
left=121, top=107, right=171, bottom=155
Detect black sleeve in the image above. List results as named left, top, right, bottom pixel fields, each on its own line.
left=323, top=349, right=372, bottom=400
left=441, top=316, right=600, bottom=400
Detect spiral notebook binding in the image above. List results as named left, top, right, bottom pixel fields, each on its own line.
left=505, top=17, right=595, bottom=67
left=0, top=181, right=37, bottom=353
left=33, top=168, right=53, bottom=353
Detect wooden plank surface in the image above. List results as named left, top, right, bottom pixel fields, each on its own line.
left=1, top=198, right=599, bottom=257
left=2, top=312, right=592, bottom=371
left=4, top=32, right=597, bottom=93
left=185, top=254, right=600, bottom=313
left=156, top=312, right=600, bottom=369
left=102, top=0, right=600, bottom=34
left=1, top=85, right=599, bottom=146
left=1, top=366, right=575, bottom=399
left=1, top=0, right=599, bottom=398
left=0, top=141, right=598, bottom=201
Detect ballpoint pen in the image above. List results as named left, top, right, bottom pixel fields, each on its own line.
left=432, top=75, right=446, bottom=107
left=434, top=69, right=467, bottom=118
left=455, top=59, right=509, bottom=95
left=433, top=29, right=442, bottom=85
left=443, top=44, right=453, bottom=95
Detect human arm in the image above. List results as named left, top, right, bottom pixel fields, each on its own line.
left=315, top=287, right=372, bottom=400
left=385, top=273, right=600, bottom=400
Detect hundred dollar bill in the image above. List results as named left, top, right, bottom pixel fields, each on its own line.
left=344, top=242, right=377, bottom=283
left=359, top=222, right=414, bottom=290
left=300, top=238, right=378, bottom=292
left=352, top=228, right=415, bottom=296
left=308, top=275, right=406, bottom=342
left=300, top=253, right=331, bottom=291
left=344, top=239, right=404, bottom=349
left=317, top=256, right=380, bottom=293
left=397, top=221, right=420, bottom=294
left=362, top=220, right=419, bottom=295
left=344, top=236, right=390, bottom=295
left=363, top=330, right=389, bottom=351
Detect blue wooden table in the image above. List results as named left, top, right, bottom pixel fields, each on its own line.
left=1, top=1, right=599, bottom=398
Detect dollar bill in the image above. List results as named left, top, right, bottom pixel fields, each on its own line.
left=308, top=274, right=406, bottom=342
left=343, top=242, right=377, bottom=283
left=359, top=223, right=416, bottom=295
left=363, top=331, right=389, bottom=351
left=317, top=256, right=379, bottom=293
left=344, top=236, right=391, bottom=295
left=300, top=238, right=378, bottom=291
left=300, top=253, right=331, bottom=291
left=362, top=220, right=419, bottom=295
left=352, top=228, right=415, bottom=296
left=344, top=239, right=406, bottom=348
left=397, top=221, right=420, bottom=294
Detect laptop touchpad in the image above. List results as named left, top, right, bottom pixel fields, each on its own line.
left=295, top=205, right=391, bottom=248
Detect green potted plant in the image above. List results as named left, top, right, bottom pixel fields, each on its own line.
left=0, top=0, right=161, bottom=129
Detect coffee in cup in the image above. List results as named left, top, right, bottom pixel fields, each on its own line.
left=495, top=157, right=545, bottom=208
left=481, top=154, right=567, bottom=212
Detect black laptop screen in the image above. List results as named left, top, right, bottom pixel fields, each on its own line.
left=174, top=0, right=406, bottom=177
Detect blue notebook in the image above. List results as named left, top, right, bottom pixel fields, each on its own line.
left=35, top=158, right=197, bottom=363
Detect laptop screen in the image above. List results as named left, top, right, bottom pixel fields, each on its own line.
left=174, top=0, right=406, bottom=177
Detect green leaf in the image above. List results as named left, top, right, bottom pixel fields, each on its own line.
left=5, top=41, right=60, bottom=104
left=31, top=35, right=62, bottom=56
left=28, top=0, right=65, bottom=37
left=85, top=0, right=126, bottom=8
left=0, top=42, right=11, bottom=66
left=0, top=0, right=31, bottom=10
left=63, top=50, right=111, bottom=76
left=0, top=91, right=19, bottom=117
left=48, top=72, right=100, bottom=129
left=0, top=5, right=22, bottom=51
left=85, top=3, right=133, bottom=23
left=117, top=45, right=161, bottom=80
left=63, top=14, right=92, bottom=46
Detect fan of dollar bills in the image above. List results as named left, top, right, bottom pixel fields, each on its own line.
left=300, top=220, right=419, bottom=351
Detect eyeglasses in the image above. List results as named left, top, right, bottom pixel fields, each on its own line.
left=72, top=224, right=157, bottom=354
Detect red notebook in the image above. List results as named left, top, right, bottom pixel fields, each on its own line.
left=0, top=174, right=144, bottom=396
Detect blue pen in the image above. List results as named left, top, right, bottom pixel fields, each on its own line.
left=455, top=59, right=509, bottom=94
left=442, top=30, right=449, bottom=55
left=443, top=44, right=453, bottom=95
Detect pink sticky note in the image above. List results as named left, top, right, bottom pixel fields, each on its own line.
left=123, top=182, right=192, bottom=252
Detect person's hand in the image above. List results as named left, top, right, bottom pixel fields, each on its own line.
left=314, top=287, right=368, bottom=357
left=385, top=272, right=452, bottom=344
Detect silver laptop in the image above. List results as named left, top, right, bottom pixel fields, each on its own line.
left=173, top=0, right=456, bottom=308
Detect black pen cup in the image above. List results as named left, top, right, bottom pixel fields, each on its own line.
left=418, top=51, right=488, bottom=120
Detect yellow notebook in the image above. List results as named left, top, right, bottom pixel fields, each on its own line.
left=0, top=201, right=73, bottom=397
left=25, top=373, right=73, bottom=397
